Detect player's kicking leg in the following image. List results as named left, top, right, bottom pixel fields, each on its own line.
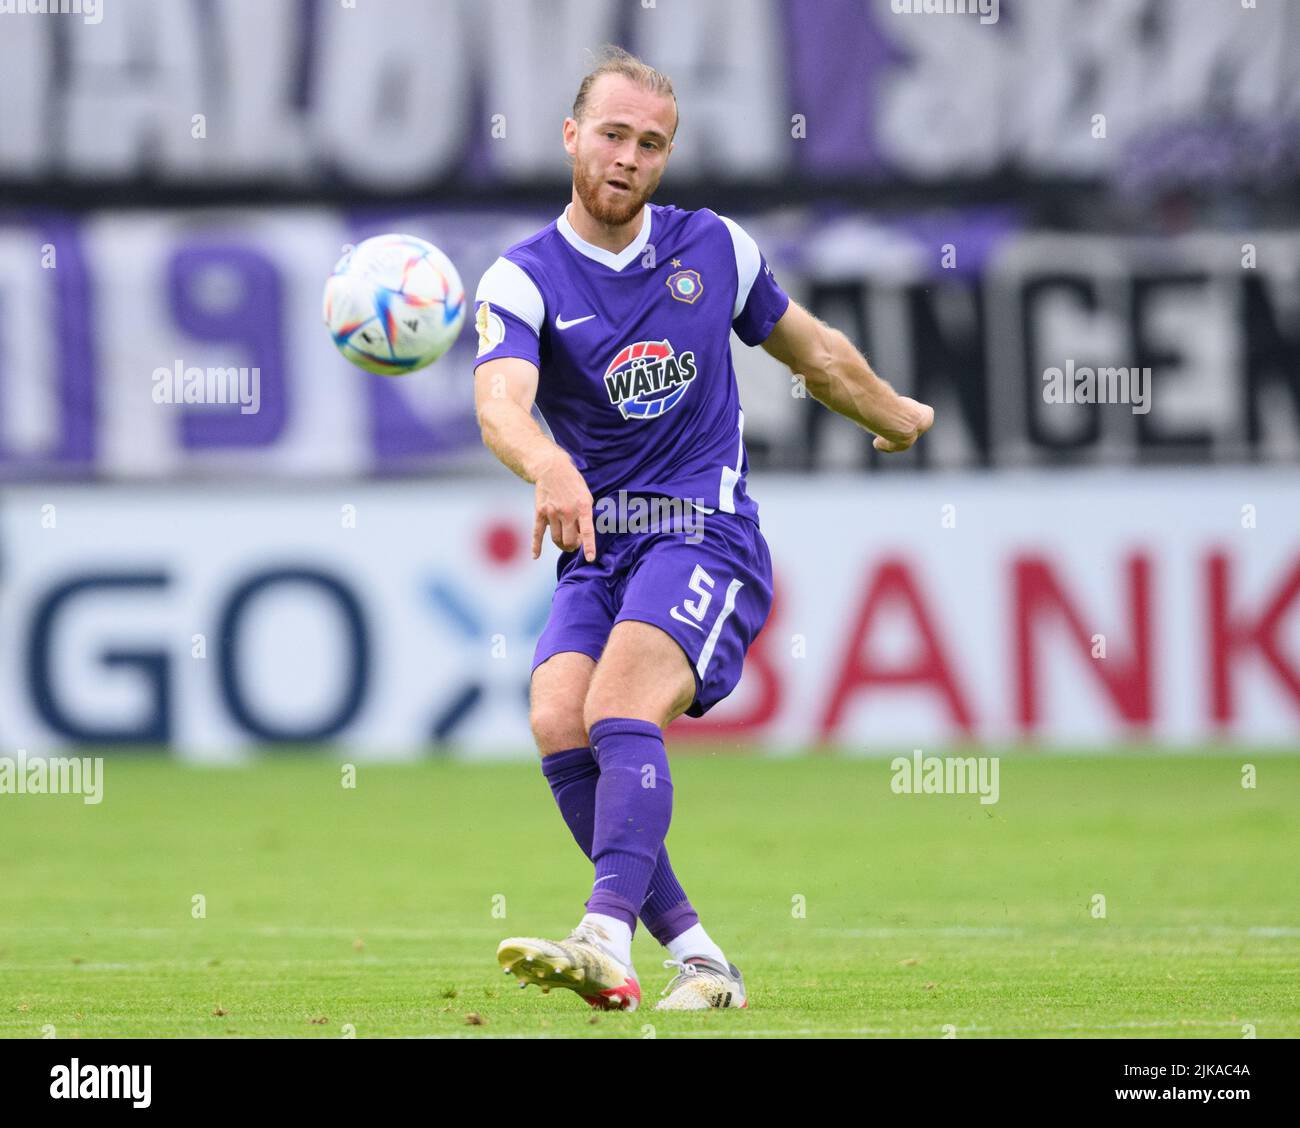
left=499, top=501, right=771, bottom=1013
left=498, top=624, right=741, bottom=1010
left=498, top=630, right=693, bottom=1012
left=582, top=621, right=746, bottom=1011
left=498, top=650, right=643, bottom=1010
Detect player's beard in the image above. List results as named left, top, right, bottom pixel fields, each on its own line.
left=572, top=157, right=656, bottom=228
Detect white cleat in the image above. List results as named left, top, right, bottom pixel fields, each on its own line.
left=496, top=922, right=642, bottom=1011
left=654, top=956, right=748, bottom=1010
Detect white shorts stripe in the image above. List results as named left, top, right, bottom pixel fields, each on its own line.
left=696, top=578, right=745, bottom=678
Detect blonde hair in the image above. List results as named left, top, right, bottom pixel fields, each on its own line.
left=572, top=46, right=678, bottom=139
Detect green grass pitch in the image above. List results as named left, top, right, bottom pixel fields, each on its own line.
left=1, top=753, right=1297, bottom=1039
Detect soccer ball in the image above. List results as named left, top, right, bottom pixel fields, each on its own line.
left=323, top=234, right=466, bottom=375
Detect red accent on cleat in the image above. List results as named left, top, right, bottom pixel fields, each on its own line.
left=581, top=978, right=642, bottom=1011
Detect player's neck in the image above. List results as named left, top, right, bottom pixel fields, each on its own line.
left=565, top=197, right=647, bottom=255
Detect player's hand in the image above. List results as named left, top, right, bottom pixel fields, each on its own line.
left=872, top=397, right=935, bottom=453
left=532, top=452, right=597, bottom=562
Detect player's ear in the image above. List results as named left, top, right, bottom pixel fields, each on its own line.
left=562, top=117, right=578, bottom=156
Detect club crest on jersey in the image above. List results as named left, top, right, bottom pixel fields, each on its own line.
left=603, top=339, right=698, bottom=420
left=666, top=269, right=703, bottom=305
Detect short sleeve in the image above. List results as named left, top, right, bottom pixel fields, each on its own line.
left=473, top=256, right=544, bottom=368
left=719, top=215, right=791, bottom=347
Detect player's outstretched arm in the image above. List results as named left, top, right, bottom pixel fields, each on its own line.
left=473, top=356, right=597, bottom=562
left=761, top=300, right=934, bottom=453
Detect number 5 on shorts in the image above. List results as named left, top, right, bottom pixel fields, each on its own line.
left=670, top=564, right=714, bottom=631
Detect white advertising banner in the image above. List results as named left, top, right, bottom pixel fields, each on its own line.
left=1, top=471, right=1297, bottom=757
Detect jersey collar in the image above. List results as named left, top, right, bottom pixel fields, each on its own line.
left=557, top=204, right=653, bottom=272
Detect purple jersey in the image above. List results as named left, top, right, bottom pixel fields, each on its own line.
left=473, top=202, right=789, bottom=522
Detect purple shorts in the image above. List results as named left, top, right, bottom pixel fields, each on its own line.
left=531, top=500, right=774, bottom=717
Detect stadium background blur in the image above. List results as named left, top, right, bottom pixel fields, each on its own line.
left=2, top=0, right=1298, bottom=760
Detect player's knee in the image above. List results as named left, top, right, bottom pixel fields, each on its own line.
left=582, top=682, right=685, bottom=733
left=582, top=673, right=629, bottom=732
left=529, top=699, right=588, bottom=756
left=580, top=687, right=608, bottom=735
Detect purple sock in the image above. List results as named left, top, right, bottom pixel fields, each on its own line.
left=585, top=717, right=673, bottom=931
left=540, top=746, right=601, bottom=856
left=641, top=863, right=699, bottom=947
left=541, top=744, right=699, bottom=944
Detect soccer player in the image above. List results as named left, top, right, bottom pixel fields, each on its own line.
left=474, top=47, right=933, bottom=1012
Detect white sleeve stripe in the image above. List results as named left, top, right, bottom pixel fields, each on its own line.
left=473, top=257, right=545, bottom=334
left=719, top=215, right=762, bottom=321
